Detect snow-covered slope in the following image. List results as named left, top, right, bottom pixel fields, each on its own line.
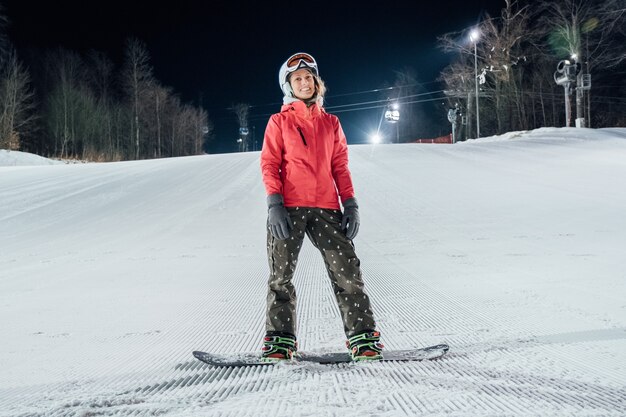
left=1, top=127, right=625, bottom=416
left=0, top=149, right=62, bottom=166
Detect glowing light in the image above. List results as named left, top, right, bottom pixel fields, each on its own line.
left=384, top=110, right=400, bottom=123
left=469, top=29, right=480, bottom=42
left=370, top=133, right=382, bottom=144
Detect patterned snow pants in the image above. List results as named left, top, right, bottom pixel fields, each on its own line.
left=265, top=207, right=377, bottom=338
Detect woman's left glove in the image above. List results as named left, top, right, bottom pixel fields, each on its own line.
left=341, top=198, right=360, bottom=240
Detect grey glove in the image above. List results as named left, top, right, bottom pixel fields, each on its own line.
left=267, top=194, right=293, bottom=240
left=341, top=197, right=360, bottom=240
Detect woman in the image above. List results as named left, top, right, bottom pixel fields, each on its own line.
left=260, top=52, right=383, bottom=361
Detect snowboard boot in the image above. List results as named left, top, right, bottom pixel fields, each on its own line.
left=261, top=331, right=297, bottom=361
left=347, top=330, right=384, bottom=361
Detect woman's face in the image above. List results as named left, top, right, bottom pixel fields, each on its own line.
left=289, top=69, right=316, bottom=100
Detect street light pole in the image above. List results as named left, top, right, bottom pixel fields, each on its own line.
left=474, top=40, right=480, bottom=138
left=470, top=29, right=481, bottom=139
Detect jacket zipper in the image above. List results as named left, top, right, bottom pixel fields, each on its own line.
left=296, top=126, right=308, bottom=147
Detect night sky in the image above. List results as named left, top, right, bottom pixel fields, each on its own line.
left=3, top=0, right=505, bottom=153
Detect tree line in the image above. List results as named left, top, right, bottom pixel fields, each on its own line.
left=2, top=1, right=625, bottom=156
left=437, top=0, right=626, bottom=140
left=0, top=6, right=211, bottom=161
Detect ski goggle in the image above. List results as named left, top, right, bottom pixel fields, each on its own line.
left=285, top=52, right=318, bottom=75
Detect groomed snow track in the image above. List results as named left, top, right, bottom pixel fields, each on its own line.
left=1, top=128, right=626, bottom=416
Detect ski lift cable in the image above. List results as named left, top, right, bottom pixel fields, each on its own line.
left=323, top=96, right=450, bottom=114
left=246, top=89, right=450, bottom=120
left=247, top=95, right=449, bottom=120
left=325, top=90, right=447, bottom=110
left=240, top=83, right=442, bottom=111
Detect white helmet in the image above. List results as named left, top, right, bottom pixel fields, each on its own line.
left=278, top=52, right=319, bottom=97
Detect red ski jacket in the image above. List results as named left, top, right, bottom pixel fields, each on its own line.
left=261, top=100, right=355, bottom=210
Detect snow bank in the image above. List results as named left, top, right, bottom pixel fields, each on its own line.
left=0, top=149, right=63, bottom=167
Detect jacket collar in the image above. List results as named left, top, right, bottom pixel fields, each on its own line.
left=281, top=100, right=323, bottom=117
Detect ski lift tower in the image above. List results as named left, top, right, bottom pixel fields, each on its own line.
left=447, top=104, right=461, bottom=144
left=554, top=59, right=581, bottom=127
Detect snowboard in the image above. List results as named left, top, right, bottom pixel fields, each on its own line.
left=193, top=343, right=449, bottom=367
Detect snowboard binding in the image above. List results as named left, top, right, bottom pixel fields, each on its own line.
left=347, top=330, right=384, bottom=361
left=261, top=331, right=298, bottom=361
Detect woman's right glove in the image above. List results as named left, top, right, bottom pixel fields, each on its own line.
left=267, top=194, right=293, bottom=240
left=341, top=197, right=360, bottom=240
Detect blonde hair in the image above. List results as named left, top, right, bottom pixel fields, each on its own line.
left=314, top=75, right=327, bottom=103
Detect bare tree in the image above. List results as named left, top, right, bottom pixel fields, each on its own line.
left=121, top=37, right=154, bottom=159
left=0, top=49, right=36, bottom=149
left=166, top=94, right=183, bottom=157
left=480, top=1, right=531, bottom=132
left=85, top=50, right=116, bottom=159
left=43, top=48, right=86, bottom=158
left=192, top=107, right=209, bottom=155
left=147, top=83, right=172, bottom=158
left=0, top=6, right=36, bottom=150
